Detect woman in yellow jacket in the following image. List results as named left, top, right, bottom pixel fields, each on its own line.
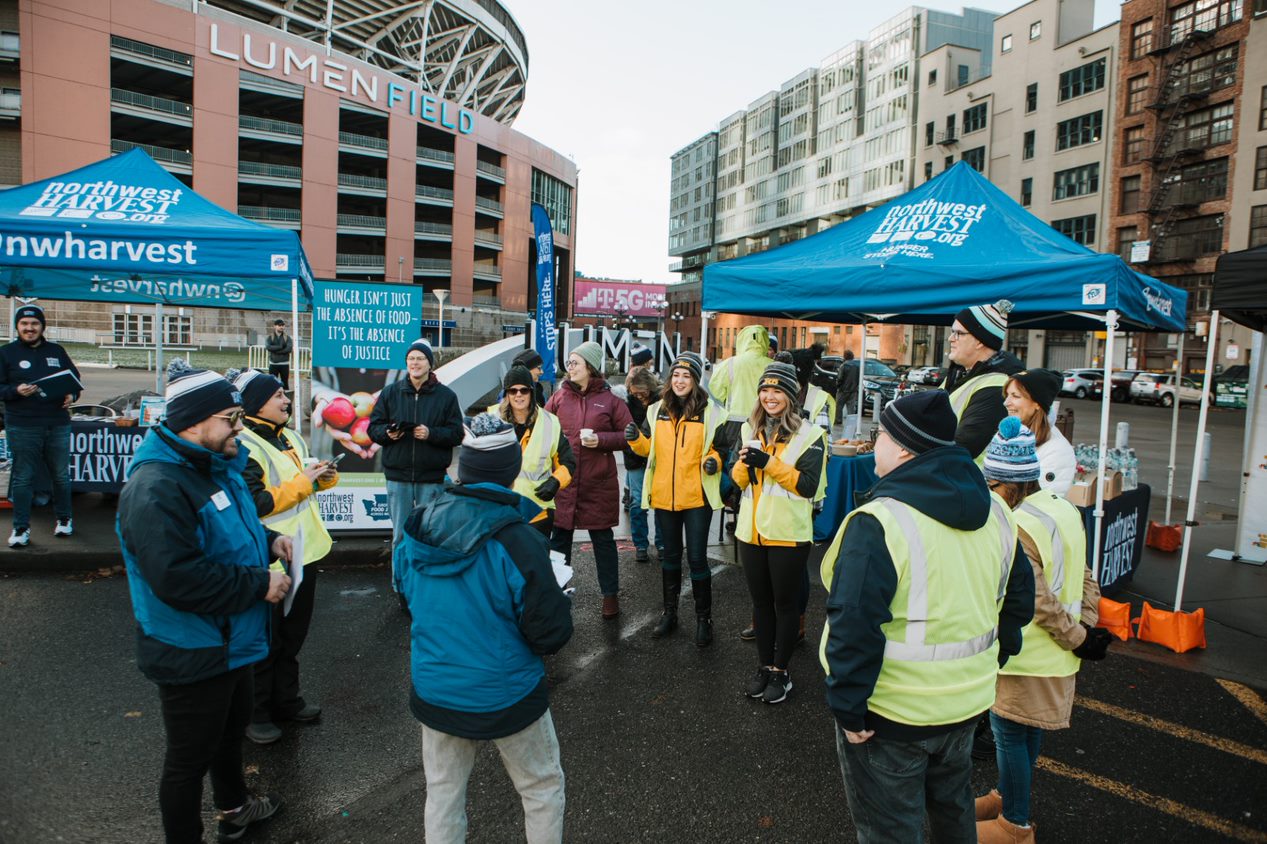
left=732, top=362, right=827, bottom=705
left=975, top=418, right=1112, bottom=843
left=497, top=366, right=575, bottom=537
left=625, top=353, right=724, bottom=646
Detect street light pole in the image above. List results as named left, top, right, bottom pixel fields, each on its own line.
left=433, top=289, right=448, bottom=348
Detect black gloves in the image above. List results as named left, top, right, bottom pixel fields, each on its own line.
left=534, top=477, right=561, bottom=502
left=1072, top=625, right=1113, bottom=661
left=624, top=423, right=641, bottom=442
left=742, top=447, right=770, bottom=469
left=702, top=457, right=718, bottom=475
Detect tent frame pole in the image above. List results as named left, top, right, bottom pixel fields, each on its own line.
left=1165, top=331, right=1185, bottom=524
left=155, top=301, right=165, bottom=394
left=1091, top=309, right=1118, bottom=582
left=856, top=320, right=867, bottom=436
left=1175, top=310, right=1219, bottom=611
left=291, top=279, right=302, bottom=436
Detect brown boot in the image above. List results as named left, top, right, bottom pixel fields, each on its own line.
left=976, top=816, right=1035, bottom=844
left=601, top=594, right=620, bottom=619
left=974, top=789, right=1002, bottom=821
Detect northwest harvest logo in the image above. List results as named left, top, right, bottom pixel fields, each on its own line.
left=866, top=199, right=987, bottom=248
left=19, top=180, right=183, bottom=224
left=1141, top=286, right=1174, bottom=317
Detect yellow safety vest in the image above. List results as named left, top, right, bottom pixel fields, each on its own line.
left=1002, top=490, right=1086, bottom=678
left=819, top=492, right=1018, bottom=726
left=513, top=409, right=562, bottom=512
left=238, top=426, right=333, bottom=568
left=944, top=372, right=1010, bottom=465
left=641, top=398, right=725, bottom=511
left=736, top=421, right=823, bottom=544
left=802, top=386, right=833, bottom=504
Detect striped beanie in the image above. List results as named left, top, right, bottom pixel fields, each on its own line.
left=458, top=412, right=522, bottom=488
left=758, top=362, right=800, bottom=404
left=163, top=359, right=241, bottom=433
left=955, top=299, right=1014, bottom=350
left=630, top=343, right=653, bottom=366
left=670, top=352, right=704, bottom=384
left=226, top=368, right=285, bottom=416
left=983, top=416, right=1041, bottom=483
left=879, top=390, right=958, bottom=455
left=408, top=338, right=435, bottom=367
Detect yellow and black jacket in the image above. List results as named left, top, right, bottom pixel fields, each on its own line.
left=628, top=398, right=724, bottom=511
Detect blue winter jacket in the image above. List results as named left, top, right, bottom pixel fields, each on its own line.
left=398, top=482, right=573, bottom=739
left=117, top=425, right=275, bottom=686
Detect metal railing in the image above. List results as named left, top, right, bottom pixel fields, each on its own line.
left=416, top=184, right=455, bottom=202
left=417, top=146, right=455, bottom=164
left=476, top=160, right=506, bottom=179
left=110, top=35, right=192, bottom=69
left=110, top=139, right=192, bottom=166
left=240, top=114, right=303, bottom=137
left=239, top=71, right=303, bottom=97
left=339, top=130, right=389, bottom=152
left=239, top=160, right=302, bottom=180
left=110, top=88, right=192, bottom=118
left=474, top=230, right=503, bottom=246
left=338, top=172, right=388, bottom=191
left=337, top=213, right=386, bottom=229
left=473, top=265, right=503, bottom=279
left=239, top=205, right=301, bottom=223
left=414, top=258, right=452, bottom=273
left=335, top=253, right=387, bottom=269
left=416, top=221, right=454, bottom=237
left=475, top=196, right=503, bottom=214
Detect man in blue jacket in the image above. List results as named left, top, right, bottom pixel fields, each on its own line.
left=398, top=412, right=573, bottom=844
left=117, top=361, right=294, bottom=844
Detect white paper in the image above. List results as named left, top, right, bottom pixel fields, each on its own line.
left=283, top=528, right=304, bottom=617
left=548, top=549, right=573, bottom=592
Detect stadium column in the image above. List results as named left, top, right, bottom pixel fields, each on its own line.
left=300, top=87, right=340, bottom=278
left=450, top=133, right=477, bottom=308
left=191, top=51, right=239, bottom=211
left=385, top=111, right=417, bottom=288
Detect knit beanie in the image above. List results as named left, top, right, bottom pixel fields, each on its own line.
left=458, top=412, right=522, bottom=488
left=407, top=338, right=435, bottom=367
left=503, top=365, right=535, bottom=391
left=983, top=417, right=1041, bottom=483
left=163, top=359, right=242, bottom=433
left=879, top=390, right=958, bottom=455
left=1008, top=368, right=1062, bottom=413
left=768, top=333, right=779, bottom=351
left=572, top=341, right=604, bottom=375
left=772, top=350, right=794, bottom=364
left=954, top=299, right=1014, bottom=350
left=630, top=343, right=653, bottom=366
left=669, top=352, right=703, bottom=384
left=14, top=304, right=45, bottom=328
left=758, top=362, right=800, bottom=404
left=226, top=368, right=285, bottom=416
left=513, top=347, right=544, bottom=371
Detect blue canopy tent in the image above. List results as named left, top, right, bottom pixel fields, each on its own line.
left=0, top=148, right=315, bottom=424
left=704, top=162, right=1189, bottom=580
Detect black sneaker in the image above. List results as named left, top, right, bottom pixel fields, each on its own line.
left=738, top=625, right=756, bottom=642
left=635, top=547, right=649, bottom=563
left=762, top=670, right=792, bottom=704
left=217, top=792, right=282, bottom=841
left=745, top=667, right=772, bottom=698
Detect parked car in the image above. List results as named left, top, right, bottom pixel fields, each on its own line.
left=907, top=365, right=945, bottom=385
left=1060, top=369, right=1104, bottom=399
left=1129, top=372, right=1210, bottom=407
left=1109, top=369, right=1142, bottom=403
left=1214, top=365, right=1249, bottom=409
left=841, top=358, right=902, bottom=411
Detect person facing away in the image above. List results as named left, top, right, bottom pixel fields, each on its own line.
left=265, top=319, right=292, bottom=390
left=230, top=367, right=338, bottom=746
left=117, top=360, right=294, bottom=843
left=397, top=412, right=573, bottom=844
left=835, top=349, right=859, bottom=421
left=974, top=417, right=1110, bottom=844
left=1, top=304, right=81, bottom=547
left=820, top=389, right=1035, bottom=844
left=496, top=365, right=575, bottom=538
left=940, top=299, right=1024, bottom=462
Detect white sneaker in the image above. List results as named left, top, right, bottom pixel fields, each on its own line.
left=54, top=519, right=73, bottom=537
left=8, top=528, right=30, bottom=548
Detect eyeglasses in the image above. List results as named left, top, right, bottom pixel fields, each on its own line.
left=211, top=410, right=245, bottom=425
left=948, top=329, right=971, bottom=340
left=505, top=387, right=532, bottom=396
left=565, top=359, right=584, bottom=369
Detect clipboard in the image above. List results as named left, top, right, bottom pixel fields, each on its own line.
left=33, top=369, right=83, bottom=401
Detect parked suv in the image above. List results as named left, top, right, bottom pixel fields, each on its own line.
left=1109, top=369, right=1142, bottom=403
left=1129, top=372, right=1209, bottom=407
left=841, top=358, right=902, bottom=410
left=1060, top=369, right=1104, bottom=399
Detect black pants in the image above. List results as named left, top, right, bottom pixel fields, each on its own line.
left=157, top=666, right=253, bottom=843
left=739, top=541, right=810, bottom=670
left=654, top=506, right=712, bottom=579
left=253, top=566, right=317, bottom=723
left=532, top=510, right=555, bottom=538
left=550, top=526, right=619, bottom=595
left=269, top=364, right=290, bottom=390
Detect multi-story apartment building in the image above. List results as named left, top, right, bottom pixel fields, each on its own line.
left=667, top=133, right=717, bottom=276
left=915, top=0, right=1119, bottom=369
left=1108, top=0, right=1263, bottom=372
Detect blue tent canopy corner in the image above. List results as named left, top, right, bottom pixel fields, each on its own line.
left=0, top=148, right=313, bottom=311
left=703, top=161, right=1186, bottom=333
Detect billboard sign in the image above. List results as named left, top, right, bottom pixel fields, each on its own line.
left=573, top=280, right=667, bottom=318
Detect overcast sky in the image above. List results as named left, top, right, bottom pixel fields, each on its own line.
left=510, top=0, right=1118, bottom=285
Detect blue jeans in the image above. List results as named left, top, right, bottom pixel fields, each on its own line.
left=8, top=423, right=72, bottom=531
left=836, top=720, right=977, bottom=844
left=654, top=506, right=712, bottom=579
left=625, top=468, right=661, bottom=552
left=991, top=712, right=1044, bottom=826
left=387, top=480, right=444, bottom=590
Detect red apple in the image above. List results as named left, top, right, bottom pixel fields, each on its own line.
left=350, top=391, right=375, bottom=418
left=323, top=396, right=356, bottom=429
left=350, top=416, right=372, bottom=446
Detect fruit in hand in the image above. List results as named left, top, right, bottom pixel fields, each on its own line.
left=324, top=397, right=357, bottom=428
left=350, top=391, right=375, bottom=418
left=350, top=416, right=372, bottom=445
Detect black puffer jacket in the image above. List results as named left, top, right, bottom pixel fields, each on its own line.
left=367, top=374, right=464, bottom=483
left=943, top=350, right=1024, bottom=459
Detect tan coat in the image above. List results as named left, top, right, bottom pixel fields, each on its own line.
left=991, top=527, right=1101, bottom=731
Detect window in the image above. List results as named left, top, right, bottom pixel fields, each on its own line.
left=531, top=169, right=573, bottom=235
left=1178, top=102, right=1234, bottom=149
left=925, top=121, right=935, bottom=146
left=1053, top=163, right=1100, bottom=199
left=1173, top=45, right=1239, bottom=96
left=1255, top=146, right=1267, bottom=191
left=1022, top=130, right=1035, bottom=160
left=957, top=65, right=970, bottom=87
left=1123, top=125, right=1147, bottom=164
left=944, top=155, right=954, bottom=171
left=1058, top=59, right=1106, bottom=101
left=924, top=161, right=934, bottom=182
left=1026, top=83, right=1038, bottom=113
left=1261, top=86, right=1267, bottom=130
left=1131, top=19, right=1154, bottom=58
left=1052, top=214, right=1096, bottom=245
left=1118, top=226, right=1140, bottom=261
left=1170, top=157, right=1229, bottom=203
left=112, top=313, right=152, bottom=345
left=1021, top=177, right=1033, bottom=206
left=962, top=147, right=986, bottom=171
left=963, top=103, right=988, bottom=134
left=1001, top=34, right=1013, bottom=52
left=1126, top=74, right=1150, bottom=114
left=928, top=69, right=937, bottom=86
left=1251, top=206, right=1267, bottom=248
left=1157, top=214, right=1224, bottom=260
left=1056, top=111, right=1104, bottom=150
left=1030, top=21, right=1042, bottom=39
left=1170, top=274, right=1213, bottom=312
left=1170, top=0, right=1243, bottom=42
left=1120, top=175, right=1142, bottom=213
left=945, top=114, right=956, bottom=138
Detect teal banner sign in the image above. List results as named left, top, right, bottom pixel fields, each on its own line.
left=312, top=280, right=421, bottom=368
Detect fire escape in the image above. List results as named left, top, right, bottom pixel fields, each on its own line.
left=1142, top=28, right=1215, bottom=263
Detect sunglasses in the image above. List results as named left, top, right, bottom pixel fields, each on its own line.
left=211, top=410, right=245, bottom=425
left=506, top=387, right=533, bottom=396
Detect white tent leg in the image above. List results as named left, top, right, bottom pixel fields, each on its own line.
left=155, top=302, right=165, bottom=394
left=1091, top=310, right=1118, bottom=582
left=856, top=320, right=867, bottom=435
left=1175, top=311, right=1219, bottom=611
left=292, top=279, right=301, bottom=435
left=1165, top=331, right=1185, bottom=524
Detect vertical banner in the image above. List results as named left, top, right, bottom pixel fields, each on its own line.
left=531, top=203, right=558, bottom=383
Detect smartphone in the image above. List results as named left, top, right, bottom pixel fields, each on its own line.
left=329, top=453, right=347, bottom=466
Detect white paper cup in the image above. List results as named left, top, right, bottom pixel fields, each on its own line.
left=745, top=439, right=762, bottom=451
left=580, top=428, right=595, bottom=439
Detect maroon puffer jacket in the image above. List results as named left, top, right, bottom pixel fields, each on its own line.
left=545, top=377, right=633, bottom=530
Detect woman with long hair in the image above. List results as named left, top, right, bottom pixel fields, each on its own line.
left=497, top=366, right=575, bottom=537
left=1002, top=369, right=1076, bottom=495
left=546, top=342, right=634, bottom=619
left=732, top=362, right=827, bottom=704
left=625, top=353, right=724, bottom=646
left=975, top=418, right=1111, bottom=843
